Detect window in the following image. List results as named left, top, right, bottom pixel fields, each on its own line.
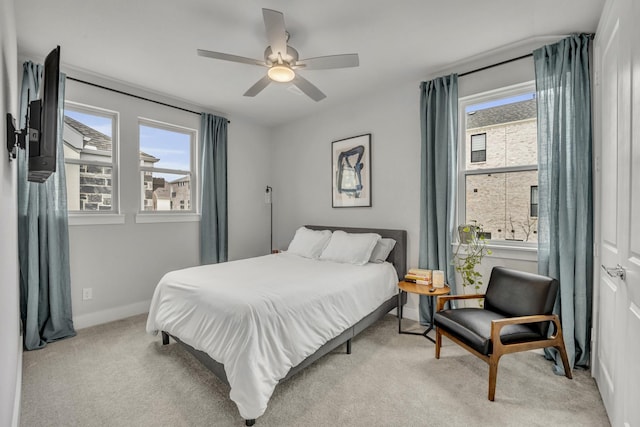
left=470, top=133, right=487, bottom=163
left=138, top=119, right=196, bottom=213
left=63, top=103, right=118, bottom=212
left=530, top=185, right=539, bottom=217
left=459, top=83, right=538, bottom=243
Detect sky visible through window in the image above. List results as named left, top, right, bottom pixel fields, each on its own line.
left=139, top=125, right=190, bottom=172
left=466, top=92, right=536, bottom=114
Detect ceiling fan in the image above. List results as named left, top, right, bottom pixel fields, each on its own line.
left=197, top=8, right=359, bottom=102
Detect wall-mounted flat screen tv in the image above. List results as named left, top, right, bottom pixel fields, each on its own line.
left=27, top=45, right=61, bottom=183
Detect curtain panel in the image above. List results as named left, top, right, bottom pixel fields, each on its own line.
left=199, top=113, right=228, bottom=264
left=18, top=61, right=76, bottom=350
left=418, top=74, right=459, bottom=324
left=534, top=34, right=594, bottom=373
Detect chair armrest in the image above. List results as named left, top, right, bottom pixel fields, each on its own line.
left=436, top=293, right=486, bottom=311
left=491, top=314, right=562, bottom=343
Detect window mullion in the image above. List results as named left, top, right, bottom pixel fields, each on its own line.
left=139, top=166, right=191, bottom=175
left=464, top=164, right=538, bottom=176
left=64, top=158, right=114, bottom=168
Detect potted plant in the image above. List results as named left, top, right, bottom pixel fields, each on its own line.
left=453, top=221, right=492, bottom=294
left=457, top=223, right=477, bottom=244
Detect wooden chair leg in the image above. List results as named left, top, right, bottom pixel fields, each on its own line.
left=435, top=328, right=441, bottom=359
left=556, top=343, right=573, bottom=379
left=488, top=354, right=501, bottom=401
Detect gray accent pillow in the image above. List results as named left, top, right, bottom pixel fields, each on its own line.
left=368, top=238, right=396, bottom=263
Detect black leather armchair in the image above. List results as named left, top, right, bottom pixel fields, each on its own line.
left=434, top=266, right=572, bottom=400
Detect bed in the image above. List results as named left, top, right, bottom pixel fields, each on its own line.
left=146, top=225, right=407, bottom=425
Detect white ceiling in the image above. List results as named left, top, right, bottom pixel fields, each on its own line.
left=15, top=0, right=605, bottom=127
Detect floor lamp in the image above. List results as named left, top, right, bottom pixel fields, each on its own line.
left=265, top=185, right=273, bottom=253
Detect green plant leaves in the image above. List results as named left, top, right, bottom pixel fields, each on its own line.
left=453, top=222, right=491, bottom=290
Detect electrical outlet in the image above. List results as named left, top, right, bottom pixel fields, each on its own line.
left=82, top=288, right=93, bottom=301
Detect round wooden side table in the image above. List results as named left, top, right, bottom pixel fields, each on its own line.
left=397, top=280, right=450, bottom=343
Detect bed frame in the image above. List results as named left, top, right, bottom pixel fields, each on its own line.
left=161, top=226, right=407, bottom=426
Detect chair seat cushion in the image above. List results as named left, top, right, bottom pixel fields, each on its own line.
left=434, top=308, right=545, bottom=355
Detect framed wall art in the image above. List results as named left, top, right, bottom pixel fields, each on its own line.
left=331, top=133, right=371, bottom=208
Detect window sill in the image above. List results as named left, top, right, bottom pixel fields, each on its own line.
left=485, top=242, right=537, bottom=262
left=135, top=213, right=200, bottom=224
left=68, top=213, right=125, bottom=226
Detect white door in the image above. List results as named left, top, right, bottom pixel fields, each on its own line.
left=594, top=0, right=640, bottom=425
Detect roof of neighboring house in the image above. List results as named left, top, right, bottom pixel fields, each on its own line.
left=466, top=98, right=537, bottom=129
left=64, top=116, right=111, bottom=151
left=64, top=116, right=158, bottom=162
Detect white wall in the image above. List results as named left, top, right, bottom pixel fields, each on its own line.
left=269, top=40, right=556, bottom=320
left=0, top=0, right=21, bottom=425
left=58, top=72, right=272, bottom=328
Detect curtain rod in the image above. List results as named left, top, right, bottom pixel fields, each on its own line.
left=66, top=76, right=230, bottom=123
left=458, top=53, right=533, bottom=77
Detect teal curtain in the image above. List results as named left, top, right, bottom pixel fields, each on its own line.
left=199, top=113, right=228, bottom=264
left=534, top=34, right=593, bottom=373
left=18, top=61, right=76, bottom=350
left=418, top=74, right=458, bottom=324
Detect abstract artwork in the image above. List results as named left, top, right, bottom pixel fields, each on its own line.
left=332, top=134, right=371, bottom=207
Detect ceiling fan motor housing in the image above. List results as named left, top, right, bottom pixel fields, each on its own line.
left=264, top=45, right=299, bottom=67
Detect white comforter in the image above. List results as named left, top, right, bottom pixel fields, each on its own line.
left=146, top=253, right=398, bottom=420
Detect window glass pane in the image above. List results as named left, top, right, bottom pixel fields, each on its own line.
left=139, top=125, right=190, bottom=171
left=530, top=185, right=539, bottom=217
left=465, top=171, right=538, bottom=242
left=141, top=171, right=191, bottom=211
left=64, top=108, right=114, bottom=212
left=465, top=93, right=537, bottom=170
left=65, top=163, right=113, bottom=211
left=470, top=133, right=486, bottom=163
left=471, top=133, right=486, bottom=151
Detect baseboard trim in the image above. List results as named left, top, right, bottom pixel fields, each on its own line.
left=73, top=300, right=151, bottom=330
left=12, top=333, right=22, bottom=427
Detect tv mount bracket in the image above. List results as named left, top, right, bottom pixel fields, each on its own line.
left=6, top=90, right=34, bottom=161
left=6, top=113, right=28, bottom=161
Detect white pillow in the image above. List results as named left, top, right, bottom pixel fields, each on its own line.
left=368, top=238, right=396, bottom=263
left=286, top=227, right=332, bottom=259
left=319, top=230, right=381, bottom=265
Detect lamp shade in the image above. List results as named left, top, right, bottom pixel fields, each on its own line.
left=268, top=65, right=295, bottom=83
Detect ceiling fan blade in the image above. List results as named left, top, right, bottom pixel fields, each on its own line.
left=243, top=76, right=272, bottom=97
left=298, top=54, right=360, bottom=70
left=197, top=49, right=266, bottom=67
left=262, top=9, right=287, bottom=58
left=292, top=75, right=326, bottom=102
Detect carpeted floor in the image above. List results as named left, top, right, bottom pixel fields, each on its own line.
left=20, top=314, right=610, bottom=427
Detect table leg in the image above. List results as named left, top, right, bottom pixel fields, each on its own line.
left=397, top=291, right=403, bottom=333
left=398, top=291, right=436, bottom=343
left=421, top=295, right=436, bottom=343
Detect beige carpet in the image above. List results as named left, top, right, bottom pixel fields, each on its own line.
left=20, top=314, right=609, bottom=427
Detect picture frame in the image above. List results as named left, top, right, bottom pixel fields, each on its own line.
left=331, top=133, right=371, bottom=208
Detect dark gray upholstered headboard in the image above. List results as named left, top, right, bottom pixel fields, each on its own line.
left=305, top=225, right=407, bottom=280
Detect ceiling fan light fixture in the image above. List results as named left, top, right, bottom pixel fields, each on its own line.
left=268, top=64, right=295, bottom=82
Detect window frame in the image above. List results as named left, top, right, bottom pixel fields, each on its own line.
left=135, top=117, right=198, bottom=220
left=457, top=81, right=538, bottom=249
left=63, top=101, right=122, bottom=224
